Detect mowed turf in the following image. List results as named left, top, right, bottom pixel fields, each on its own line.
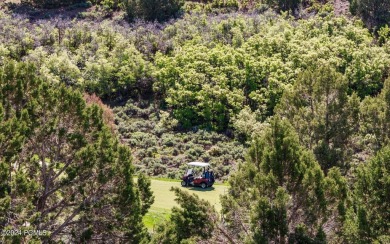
left=143, top=179, right=229, bottom=231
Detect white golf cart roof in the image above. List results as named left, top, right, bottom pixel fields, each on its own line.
left=187, top=162, right=210, bottom=167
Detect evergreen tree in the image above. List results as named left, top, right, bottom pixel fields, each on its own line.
left=139, top=0, right=184, bottom=21
left=124, top=0, right=184, bottom=22
left=152, top=187, right=217, bottom=243
left=342, top=146, right=390, bottom=243
left=278, top=65, right=360, bottom=171
left=266, top=0, right=301, bottom=12
left=137, top=173, right=155, bottom=215
left=350, top=0, right=390, bottom=27
left=221, top=116, right=348, bottom=242
left=0, top=61, right=151, bottom=243
left=359, top=78, right=390, bottom=151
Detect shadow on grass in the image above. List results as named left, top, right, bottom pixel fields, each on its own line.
left=186, top=186, right=215, bottom=192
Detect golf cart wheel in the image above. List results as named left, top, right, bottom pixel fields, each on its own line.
left=201, top=183, right=207, bottom=189
left=181, top=181, right=187, bottom=187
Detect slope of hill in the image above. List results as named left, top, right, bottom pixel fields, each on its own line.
left=1, top=0, right=389, bottom=243
left=334, top=0, right=350, bottom=16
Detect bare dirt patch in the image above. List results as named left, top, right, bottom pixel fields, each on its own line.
left=334, top=0, right=350, bottom=16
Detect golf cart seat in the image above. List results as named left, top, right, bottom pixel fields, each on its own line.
left=186, top=168, right=193, bottom=176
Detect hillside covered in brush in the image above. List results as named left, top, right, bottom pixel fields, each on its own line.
left=0, top=0, right=389, bottom=243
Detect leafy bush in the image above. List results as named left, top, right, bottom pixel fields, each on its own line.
left=124, top=0, right=184, bottom=21
left=114, top=99, right=245, bottom=181
left=266, top=0, right=301, bottom=11
left=342, top=146, right=390, bottom=242
left=152, top=187, right=217, bottom=243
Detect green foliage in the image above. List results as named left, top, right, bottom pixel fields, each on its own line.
left=0, top=61, right=150, bottom=243
left=1, top=11, right=388, bottom=125
left=266, top=0, right=301, bottom=12
left=115, top=99, right=245, bottom=181
left=137, top=173, right=155, bottom=215
left=288, top=224, right=326, bottom=244
left=124, top=0, right=184, bottom=22
left=1, top=2, right=390, bottom=243
left=221, top=116, right=348, bottom=242
left=152, top=14, right=390, bottom=130
left=232, top=106, right=264, bottom=142
left=152, top=187, right=216, bottom=243
left=140, top=0, right=184, bottom=21
left=358, top=78, right=390, bottom=153
left=278, top=65, right=360, bottom=170
left=342, top=146, right=390, bottom=242
left=350, top=0, right=390, bottom=27
left=84, top=42, right=153, bottom=99
left=378, top=25, right=390, bottom=46
left=93, top=0, right=122, bottom=10
left=154, top=44, right=246, bottom=130
left=252, top=187, right=289, bottom=243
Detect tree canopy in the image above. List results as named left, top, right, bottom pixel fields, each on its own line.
left=0, top=61, right=153, bottom=243
left=221, top=116, right=349, bottom=242
left=152, top=187, right=217, bottom=243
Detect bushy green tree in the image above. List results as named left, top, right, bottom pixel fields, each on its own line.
left=139, top=0, right=184, bottom=21
left=92, top=0, right=122, bottom=10
left=342, top=146, right=390, bottom=243
left=232, top=106, right=264, bottom=142
left=124, top=0, right=184, bottom=22
left=266, top=0, right=301, bottom=12
left=137, top=173, right=155, bottom=215
left=154, top=45, right=247, bottom=131
left=359, top=78, right=390, bottom=152
left=350, top=0, right=390, bottom=27
left=221, top=116, right=348, bottom=242
left=0, top=61, right=151, bottom=243
left=152, top=187, right=216, bottom=243
left=83, top=42, right=153, bottom=100
left=278, top=65, right=360, bottom=171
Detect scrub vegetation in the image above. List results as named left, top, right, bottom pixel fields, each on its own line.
left=0, top=0, right=389, bottom=243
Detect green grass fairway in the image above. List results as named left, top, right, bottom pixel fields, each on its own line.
left=143, top=179, right=229, bottom=231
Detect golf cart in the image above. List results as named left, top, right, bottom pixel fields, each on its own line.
left=181, top=162, right=215, bottom=189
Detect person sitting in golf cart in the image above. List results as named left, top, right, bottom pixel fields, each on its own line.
left=184, top=168, right=195, bottom=185
left=181, top=162, right=215, bottom=188
left=203, top=167, right=215, bottom=184
left=203, top=167, right=210, bottom=179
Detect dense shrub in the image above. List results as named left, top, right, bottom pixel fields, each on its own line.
left=267, top=0, right=301, bottom=11
left=115, top=100, right=245, bottom=181
left=342, top=146, right=390, bottom=242
left=350, top=0, right=390, bottom=27
left=152, top=187, right=217, bottom=243
left=124, top=0, right=184, bottom=21
left=154, top=14, right=390, bottom=130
